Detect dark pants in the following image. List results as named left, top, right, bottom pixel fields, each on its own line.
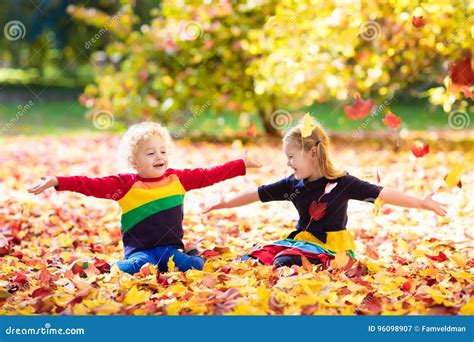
left=116, top=245, right=204, bottom=274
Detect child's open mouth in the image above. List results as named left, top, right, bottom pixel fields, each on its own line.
left=153, top=162, right=165, bottom=168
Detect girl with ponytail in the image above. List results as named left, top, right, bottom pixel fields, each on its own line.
left=203, top=117, right=446, bottom=268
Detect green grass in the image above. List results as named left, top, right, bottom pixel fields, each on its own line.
left=0, top=101, right=92, bottom=135
left=0, top=99, right=454, bottom=137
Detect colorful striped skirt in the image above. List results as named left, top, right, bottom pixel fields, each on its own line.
left=243, top=230, right=356, bottom=266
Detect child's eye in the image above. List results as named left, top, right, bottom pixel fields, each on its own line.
left=161, top=151, right=166, bottom=154
left=147, top=152, right=155, bottom=156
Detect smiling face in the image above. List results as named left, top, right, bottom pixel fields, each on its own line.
left=132, top=134, right=169, bottom=178
left=283, top=140, right=319, bottom=180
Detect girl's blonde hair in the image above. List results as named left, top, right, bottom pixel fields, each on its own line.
left=283, top=121, right=347, bottom=180
left=118, top=122, right=173, bottom=169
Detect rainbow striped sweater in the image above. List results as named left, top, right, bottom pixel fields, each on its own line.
left=55, top=159, right=246, bottom=256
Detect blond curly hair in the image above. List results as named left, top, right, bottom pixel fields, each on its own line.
left=118, top=122, right=173, bottom=170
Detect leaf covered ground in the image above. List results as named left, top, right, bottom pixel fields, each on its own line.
left=1, top=133, right=473, bottom=315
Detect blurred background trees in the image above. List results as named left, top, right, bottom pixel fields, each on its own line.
left=1, top=0, right=472, bottom=135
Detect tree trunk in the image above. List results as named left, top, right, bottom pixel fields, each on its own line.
left=258, top=108, right=281, bottom=137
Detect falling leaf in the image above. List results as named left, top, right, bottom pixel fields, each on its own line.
left=372, top=198, right=385, bottom=215
left=301, top=113, right=316, bottom=138
left=445, top=163, right=464, bottom=188
left=450, top=54, right=474, bottom=86
left=383, top=111, right=401, bottom=129
left=410, top=141, right=430, bottom=158
left=246, top=122, right=257, bottom=138
left=412, top=16, right=425, bottom=27
left=344, top=96, right=375, bottom=120
left=309, top=201, right=327, bottom=221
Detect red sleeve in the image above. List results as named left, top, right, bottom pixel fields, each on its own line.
left=54, top=173, right=136, bottom=200
left=173, top=159, right=246, bottom=191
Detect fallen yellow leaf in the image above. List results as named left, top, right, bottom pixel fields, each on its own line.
left=123, top=286, right=151, bottom=306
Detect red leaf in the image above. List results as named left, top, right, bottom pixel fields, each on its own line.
left=67, top=296, right=83, bottom=306
left=365, top=245, right=379, bottom=260
left=402, top=281, right=412, bottom=292
left=93, top=259, right=110, bottom=274
left=450, top=55, right=474, bottom=86
left=383, top=111, right=401, bottom=129
left=309, top=201, right=327, bottom=221
left=0, top=238, right=10, bottom=257
left=426, top=251, right=449, bottom=262
left=11, top=251, right=23, bottom=259
left=410, top=141, right=430, bottom=158
left=461, top=85, right=474, bottom=99
left=38, top=267, right=52, bottom=286
left=412, top=16, right=425, bottom=28
left=247, top=122, right=257, bottom=137
left=202, top=250, right=220, bottom=257
left=14, top=273, right=28, bottom=286
left=31, top=288, right=52, bottom=298
left=344, top=96, right=375, bottom=120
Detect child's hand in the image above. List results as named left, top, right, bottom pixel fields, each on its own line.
left=242, top=151, right=261, bottom=168
left=200, top=200, right=224, bottom=214
left=421, top=192, right=447, bottom=216
left=28, top=176, right=58, bottom=195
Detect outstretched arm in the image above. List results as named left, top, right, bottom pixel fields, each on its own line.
left=378, top=188, right=447, bottom=216
left=28, top=176, right=59, bottom=195
left=177, top=151, right=261, bottom=191
left=202, top=189, right=259, bottom=213
left=28, top=174, right=133, bottom=200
